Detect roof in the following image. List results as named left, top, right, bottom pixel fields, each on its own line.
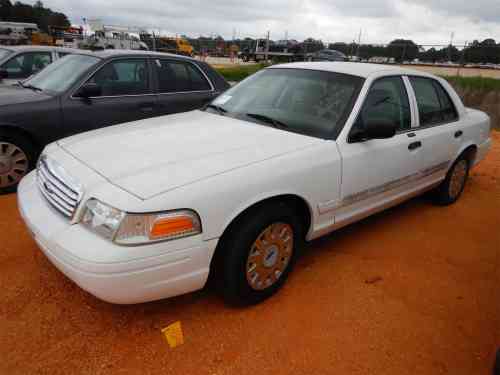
left=0, top=46, right=196, bottom=62
left=85, top=49, right=196, bottom=61
left=0, top=45, right=81, bottom=54
left=270, top=61, right=434, bottom=79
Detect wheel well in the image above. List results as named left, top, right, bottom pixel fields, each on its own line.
left=460, top=145, right=478, bottom=166
left=208, top=194, right=312, bottom=279
left=0, top=125, right=41, bottom=155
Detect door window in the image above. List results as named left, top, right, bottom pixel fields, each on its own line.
left=410, top=77, right=458, bottom=126
left=351, top=76, right=411, bottom=138
left=87, top=59, right=150, bottom=96
left=1, top=52, right=52, bottom=79
left=155, top=59, right=211, bottom=93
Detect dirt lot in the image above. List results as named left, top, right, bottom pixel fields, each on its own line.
left=1, top=134, right=499, bottom=375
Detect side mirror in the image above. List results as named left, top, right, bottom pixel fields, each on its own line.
left=0, top=70, right=8, bottom=80
left=363, top=119, right=398, bottom=140
left=76, top=83, right=102, bottom=98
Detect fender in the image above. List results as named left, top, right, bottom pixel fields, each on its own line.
left=217, top=189, right=316, bottom=241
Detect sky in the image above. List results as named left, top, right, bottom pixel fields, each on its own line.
left=27, top=0, right=500, bottom=45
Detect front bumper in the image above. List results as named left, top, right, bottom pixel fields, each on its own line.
left=18, top=172, right=218, bottom=304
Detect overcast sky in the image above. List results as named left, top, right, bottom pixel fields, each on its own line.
left=28, top=0, right=500, bottom=45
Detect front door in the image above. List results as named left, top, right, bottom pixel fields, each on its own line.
left=61, top=57, right=157, bottom=138
left=335, top=76, right=422, bottom=224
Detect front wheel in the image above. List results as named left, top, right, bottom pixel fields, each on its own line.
left=219, top=203, right=303, bottom=305
left=432, top=156, right=470, bottom=205
left=0, top=132, right=36, bottom=194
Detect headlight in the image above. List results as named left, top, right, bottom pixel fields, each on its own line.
left=81, top=199, right=202, bottom=246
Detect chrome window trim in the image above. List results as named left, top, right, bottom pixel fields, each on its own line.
left=70, top=56, right=216, bottom=100
left=153, top=58, right=215, bottom=94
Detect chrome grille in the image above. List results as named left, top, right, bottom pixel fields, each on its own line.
left=36, top=155, right=83, bottom=218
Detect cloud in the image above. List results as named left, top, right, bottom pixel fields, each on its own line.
left=27, top=0, right=500, bottom=45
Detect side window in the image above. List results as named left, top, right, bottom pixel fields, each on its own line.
left=433, top=81, right=459, bottom=123
left=1, top=52, right=52, bottom=79
left=87, top=59, right=150, bottom=96
left=410, top=77, right=457, bottom=126
left=352, top=76, right=411, bottom=135
left=155, top=59, right=211, bottom=93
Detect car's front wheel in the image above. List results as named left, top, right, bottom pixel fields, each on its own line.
left=433, top=155, right=470, bottom=205
left=0, top=130, right=36, bottom=194
left=219, top=202, right=303, bottom=305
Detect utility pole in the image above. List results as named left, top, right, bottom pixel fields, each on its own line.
left=448, top=31, right=455, bottom=62
left=152, top=30, right=156, bottom=51
left=356, top=29, right=362, bottom=60
left=265, top=30, right=270, bottom=62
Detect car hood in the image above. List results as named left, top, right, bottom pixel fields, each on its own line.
left=0, top=85, right=53, bottom=105
left=58, top=110, right=321, bottom=199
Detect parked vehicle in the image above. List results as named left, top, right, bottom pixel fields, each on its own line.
left=240, top=39, right=317, bottom=63
left=0, top=45, right=78, bottom=85
left=312, top=49, right=348, bottom=62
left=0, top=50, right=229, bottom=192
left=18, top=62, right=491, bottom=305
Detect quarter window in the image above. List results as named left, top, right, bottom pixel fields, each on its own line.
left=155, top=59, right=211, bottom=93
left=87, top=59, right=150, bottom=96
left=410, top=77, right=458, bottom=126
left=351, top=76, right=411, bottom=137
left=1, top=52, right=52, bottom=79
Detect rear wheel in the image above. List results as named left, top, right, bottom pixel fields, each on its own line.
left=0, top=131, right=36, bottom=194
left=219, top=202, right=303, bottom=305
left=432, top=155, right=470, bottom=205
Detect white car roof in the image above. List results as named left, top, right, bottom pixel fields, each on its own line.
left=270, top=61, right=434, bottom=79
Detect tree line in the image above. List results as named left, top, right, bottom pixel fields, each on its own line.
left=0, top=0, right=70, bottom=33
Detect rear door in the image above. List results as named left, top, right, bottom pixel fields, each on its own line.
left=335, top=75, right=422, bottom=224
left=153, top=58, right=216, bottom=115
left=61, top=57, right=158, bottom=137
left=407, top=76, right=462, bottom=183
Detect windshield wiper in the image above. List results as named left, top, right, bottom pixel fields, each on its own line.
left=205, top=104, right=227, bottom=116
left=245, top=113, right=289, bottom=129
left=18, top=81, right=42, bottom=92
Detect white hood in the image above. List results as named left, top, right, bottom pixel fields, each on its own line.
left=58, top=111, right=320, bottom=199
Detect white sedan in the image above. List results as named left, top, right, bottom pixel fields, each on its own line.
left=17, top=62, right=491, bottom=305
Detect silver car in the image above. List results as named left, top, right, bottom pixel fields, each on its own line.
left=0, top=45, right=79, bottom=85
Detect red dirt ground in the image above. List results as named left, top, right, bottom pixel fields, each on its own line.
left=1, top=133, right=499, bottom=375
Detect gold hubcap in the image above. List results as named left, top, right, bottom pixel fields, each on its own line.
left=0, top=142, right=28, bottom=188
left=449, top=160, right=468, bottom=199
left=246, top=223, right=294, bottom=291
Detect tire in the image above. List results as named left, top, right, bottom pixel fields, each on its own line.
left=219, top=202, right=304, bottom=306
left=494, top=349, right=500, bottom=375
left=432, top=155, right=470, bottom=206
left=0, top=130, right=37, bottom=194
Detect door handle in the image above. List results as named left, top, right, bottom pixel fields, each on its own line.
left=138, top=103, right=155, bottom=113
left=408, top=141, right=422, bottom=151
left=454, top=130, right=463, bottom=138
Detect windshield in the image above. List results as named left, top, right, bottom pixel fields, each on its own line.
left=207, top=68, right=364, bottom=139
left=0, top=48, right=12, bottom=61
left=23, top=54, right=99, bottom=94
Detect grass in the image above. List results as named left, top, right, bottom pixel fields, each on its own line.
left=441, top=75, right=500, bottom=91
left=215, top=63, right=267, bottom=82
